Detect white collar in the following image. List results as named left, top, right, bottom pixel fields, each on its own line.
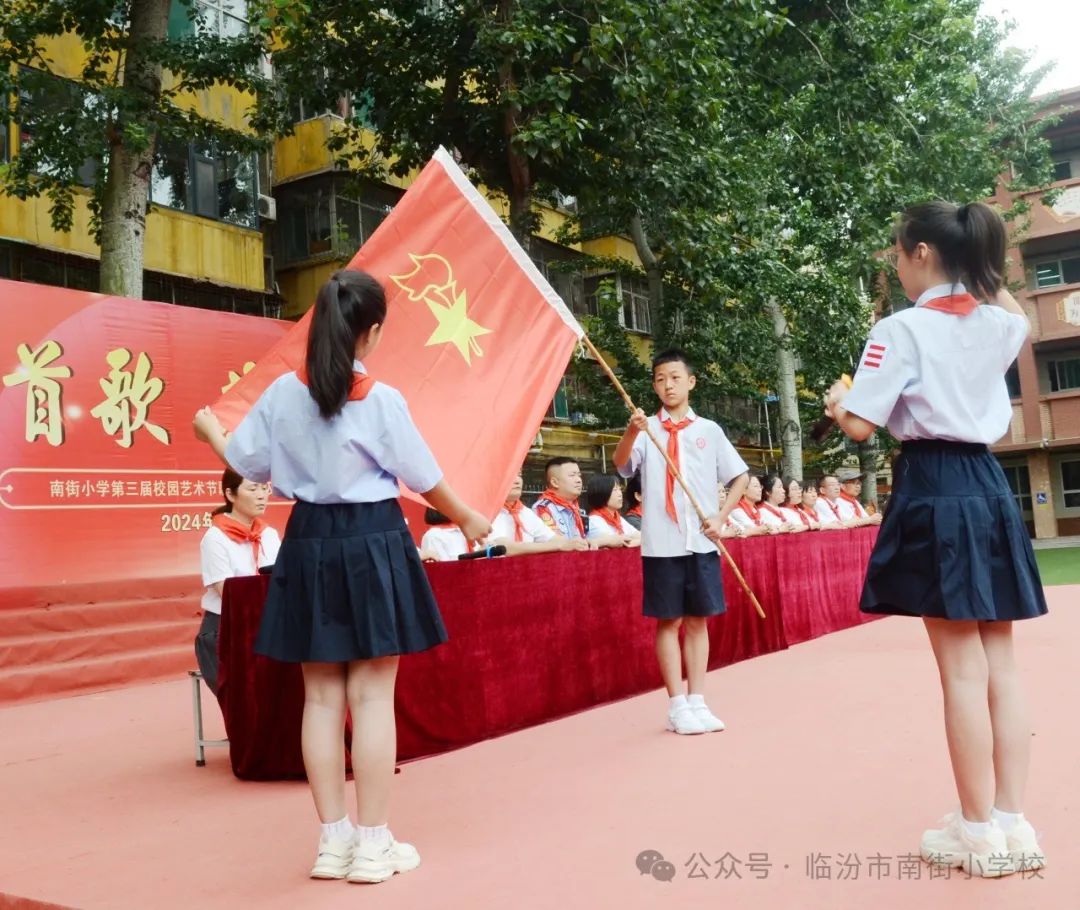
left=914, top=282, right=967, bottom=308
left=352, top=359, right=368, bottom=374
left=659, top=406, right=697, bottom=423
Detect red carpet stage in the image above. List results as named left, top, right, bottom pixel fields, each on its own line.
left=1, top=585, right=1074, bottom=910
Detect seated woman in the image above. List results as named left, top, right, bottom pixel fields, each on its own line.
left=802, top=483, right=845, bottom=531
left=758, top=473, right=798, bottom=532
left=728, top=475, right=780, bottom=536
left=717, top=483, right=746, bottom=538
left=781, top=477, right=818, bottom=531
left=196, top=469, right=280, bottom=696
left=585, top=475, right=641, bottom=547
left=420, top=508, right=472, bottom=561
left=623, top=474, right=644, bottom=530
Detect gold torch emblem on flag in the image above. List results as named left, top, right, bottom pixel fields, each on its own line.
left=390, top=253, right=492, bottom=365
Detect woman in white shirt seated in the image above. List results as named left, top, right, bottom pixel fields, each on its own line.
left=196, top=469, right=281, bottom=695
left=419, top=508, right=472, bottom=561
left=802, top=482, right=846, bottom=531
left=585, top=475, right=641, bottom=546
left=728, top=475, right=782, bottom=535
left=781, top=477, right=819, bottom=532
left=758, top=474, right=799, bottom=532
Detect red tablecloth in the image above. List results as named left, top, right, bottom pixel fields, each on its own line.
left=218, top=528, right=878, bottom=779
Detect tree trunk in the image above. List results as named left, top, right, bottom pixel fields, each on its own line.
left=497, top=0, right=533, bottom=248
left=98, top=0, right=169, bottom=298
left=857, top=437, right=879, bottom=509
left=765, top=297, right=802, bottom=481
left=628, top=211, right=663, bottom=338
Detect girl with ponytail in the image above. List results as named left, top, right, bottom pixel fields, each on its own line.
left=194, top=269, right=491, bottom=884
left=824, top=201, right=1047, bottom=877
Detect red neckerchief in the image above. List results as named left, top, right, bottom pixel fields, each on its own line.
left=590, top=507, right=624, bottom=535
left=737, top=497, right=763, bottom=526
left=504, top=499, right=527, bottom=542
left=295, top=364, right=374, bottom=400
left=922, top=293, right=979, bottom=316
left=535, top=489, right=585, bottom=538
left=787, top=504, right=812, bottom=528
left=212, top=513, right=267, bottom=571
left=760, top=502, right=787, bottom=522
left=659, top=410, right=694, bottom=526
left=821, top=497, right=843, bottom=521
left=838, top=490, right=867, bottom=518
left=626, top=505, right=642, bottom=519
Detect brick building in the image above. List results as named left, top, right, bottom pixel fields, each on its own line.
left=992, top=87, right=1080, bottom=538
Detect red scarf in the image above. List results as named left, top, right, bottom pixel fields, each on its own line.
left=626, top=505, right=643, bottom=519
left=212, top=513, right=267, bottom=571
left=536, top=489, right=585, bottom=538
left=295, top=364, right=374, bottom=401
left=504, top=499, right=527, bottom=542
left=922, top=293, right=979, bottom=316
left=760, top=502, right=786, bottom=523
left=737, top=497, right=763, bottom=526
left=821, top=497, right=843, bottom=522
left=838, top=490, right=867, bottom=518
left=787, top=504, right=812, bottom=528
left=590, top=507, right=624, bottom=535
left=659, top=411, right=694, bottom=526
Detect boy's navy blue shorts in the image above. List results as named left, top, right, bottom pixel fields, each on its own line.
left=642, top=553, right=726, bottom=619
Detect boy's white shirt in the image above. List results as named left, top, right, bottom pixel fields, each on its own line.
left=617, top=408, right=748, bottom=557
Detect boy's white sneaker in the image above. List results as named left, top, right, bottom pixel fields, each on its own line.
left=691, top=704, right=726, bottom=732
left=310, top=835, right=354, bottom=879
left=920, top=813, right=1013, bottom=878
left=346, top=838, right=421, bottom=884
left=666, top=704, right=706, bottom=735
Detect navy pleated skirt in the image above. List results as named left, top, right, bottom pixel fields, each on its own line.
left=255, top=499, right=448, bottom=663
left=861, top=440, right=1048, bottom=622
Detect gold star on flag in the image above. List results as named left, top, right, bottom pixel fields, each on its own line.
left=425, top=289, right=492, bottom=364
left=390, top=253, right=493, bottom=365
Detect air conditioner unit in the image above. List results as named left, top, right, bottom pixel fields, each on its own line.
left=555, top=191, right=578, bottom=214
left=257, top=193, right=277, bottom=221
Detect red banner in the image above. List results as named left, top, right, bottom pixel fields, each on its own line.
left=0, top=281, right=289, bottom=590
left=215, top=148, right=585, bottom=520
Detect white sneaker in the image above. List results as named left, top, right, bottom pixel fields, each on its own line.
left=666, top=704, right=706, bottom=735
left=920, top=813, right=1013, bottom=878
left=691, top=703, right=726, bottom=732
left=1005, top=818, right=1046, bottom=873
left=310, top=835, right=354, bottom=879
left=346, top=838, right=421, bottom=884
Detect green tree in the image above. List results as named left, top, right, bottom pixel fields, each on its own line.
left=567, top=0, right=1055, bottom=481
left=0, top=0, right=274, bottom=297
left=266, top=0, right=777, bottom=251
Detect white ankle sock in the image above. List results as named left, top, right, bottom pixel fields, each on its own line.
left=687, top=693, right=706, bottom=707
left=960, top=816, right=994, bottom=839
left=355, top=824, right=391, bottom=847
left=669, top=694, right=688, bottom=711
left=321, top=816, right=353, bottom=841
left=991, top=807, right=1024, bottom=834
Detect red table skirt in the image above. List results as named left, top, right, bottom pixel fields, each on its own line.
left=218, top=527, right=879, bottom=779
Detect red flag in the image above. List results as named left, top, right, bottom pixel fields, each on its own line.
left=214, top=148, right=585, bottom=519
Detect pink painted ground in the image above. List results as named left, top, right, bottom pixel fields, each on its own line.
left=1, top=586, right=1076, bottom=910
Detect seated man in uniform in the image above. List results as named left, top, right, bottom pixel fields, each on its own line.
left=491, top=472, right=589, bottom=556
